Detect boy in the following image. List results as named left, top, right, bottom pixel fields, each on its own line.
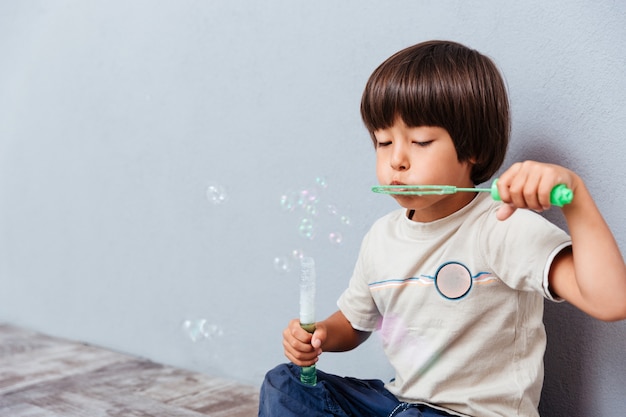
left=259, top=40, right=626, bottom=417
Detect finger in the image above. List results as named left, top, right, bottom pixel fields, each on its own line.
left=537, top=168, right=567, bottom=210
left=507, top=168, right=535, bottom=209
left=282, top=337, right=318, bottom=359
left=521, top=184, right=542, bottom=211
left=283, top=339, right=319, bottom=366
left=283, top=347, right=318, bottom=366
left=496, top=162, right=524, bottom=204
left=537, top=179, right=555, bottom=210
left=285, top=353, right=318, bottom=367
left=283, top=328, right=313, bottom=352
left=496, top=203, right=517, bottom=221
left=508, top=163, right=548, bottom=210
left=286, top=320, right=313, bottom=343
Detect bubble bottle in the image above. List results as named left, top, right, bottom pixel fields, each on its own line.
left=299, top=257, right=317, bottom=386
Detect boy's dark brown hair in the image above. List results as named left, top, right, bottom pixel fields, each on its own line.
left=360, top=40, right=510, bottom=185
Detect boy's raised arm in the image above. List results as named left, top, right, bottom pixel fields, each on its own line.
left=496, top=161, right=626, bottom=321
left=549, top=180, right=626, bottom=321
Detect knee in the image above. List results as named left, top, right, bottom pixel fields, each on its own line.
left=259, top=364, right=327, bottom=417
left=263, top=363, right=297, bottom=382
left=261, top=363, right=299, bottom=392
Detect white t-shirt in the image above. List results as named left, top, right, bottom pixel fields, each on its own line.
left=337, top=193, right=571, bottom=417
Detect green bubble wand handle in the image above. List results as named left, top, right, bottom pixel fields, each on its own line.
left=299, top=257, right=317, bottom=386
left=372, top=178, right=574, bottom=207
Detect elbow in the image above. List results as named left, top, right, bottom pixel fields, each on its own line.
left=574, top=286, right=626, bottom=322
left=592, top=304, right=626, bottom=322
left=597, top=315, right=626, bottom=323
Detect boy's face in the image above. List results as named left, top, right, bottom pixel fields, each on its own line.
left=374, top=118, right=475, bottom=222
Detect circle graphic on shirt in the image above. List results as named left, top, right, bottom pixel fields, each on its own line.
left=435, top=262, right=472, bottom=300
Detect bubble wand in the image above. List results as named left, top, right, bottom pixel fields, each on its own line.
left=372, top=178, right=573, bottom=207
left=299, top=257, right=317, bottom=386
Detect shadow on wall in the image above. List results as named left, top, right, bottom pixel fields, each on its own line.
left=539, top=301, right=594, bottom=417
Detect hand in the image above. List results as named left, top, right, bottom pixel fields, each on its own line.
left=282, top=318, right=325, bottom=367
left=495, top=161, right=578, bottom=221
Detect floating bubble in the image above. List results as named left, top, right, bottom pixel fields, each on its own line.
left=182, top=319, right=203, bottom=342
left=273, top=256, right=291, bottom=273
left=182, top=319, right=205, bottom=342
left=291, top=249, right=305, bottom=260
left=328, top=232, right=343, bottom=245
left=299, top=189, right=318, bottom=206
left=303, top=202, right=319, bottom=217
left=182, top=319, right=224, bottom=342
left=298, top=218, right=315, bottom=240
left=202, top=323, right=224, bottom=339
left=315, top=176, right=328, bottom=189
left=277, top=176, right=354, bottom=257
left=206, top=183, right=228, bottom=205
left=280, top=192, right=297, bottom=212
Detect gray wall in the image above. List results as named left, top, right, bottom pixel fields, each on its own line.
left=1, top=1, right=625, bottom=416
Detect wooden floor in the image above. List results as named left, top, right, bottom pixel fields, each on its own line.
left=0, top=324, right=260, bottom=417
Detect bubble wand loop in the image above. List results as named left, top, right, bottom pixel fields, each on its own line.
left=372, top=179, right=574, bottom=207
left=299, top=257, right=317, bottom=386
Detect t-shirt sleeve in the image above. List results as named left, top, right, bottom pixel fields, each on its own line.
left=337, top=232, right=382, bottom=332
left=542, top=241, right=572, bottom=302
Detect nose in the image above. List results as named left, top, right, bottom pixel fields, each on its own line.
left=390, top=144, right=409, bottom=171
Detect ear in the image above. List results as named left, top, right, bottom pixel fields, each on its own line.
left=465, top=157, right=478, bottom=184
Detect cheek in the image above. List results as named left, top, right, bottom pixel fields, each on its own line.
left=375, top=157, right=386, bottom=179
left=375, top=167, right=385, bottom=183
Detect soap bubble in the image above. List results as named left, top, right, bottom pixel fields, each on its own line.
left=298, top=218, right=315, bottom=240
left=273, top=256, right=291, bottom=273
left=182, top=319, right=224, bottom=342
left=202, top=323, right=224, bottom=339
left=280, top=192, right=297, bottom=212
left=206, top=183, right=228, bottom=205
left=276, top=176, right=354, bottom=269
left=274, top=250, right=309, bottom=275
left=299, top=189, right=318, bottom=205
left=328, top=232, right=343, bottom=245
left=273, top=250, right=309, bottom=275
left=303, top=202, right=319, bottom=217
left=182, top=319, right=204, bottom=342
left=315, top=176, right=328, bottom=189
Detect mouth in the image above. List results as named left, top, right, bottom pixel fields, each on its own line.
left=389, top=181, right=413, bottom=192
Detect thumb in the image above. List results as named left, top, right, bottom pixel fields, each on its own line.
left=311, top=326, right=326, bottom=349
left=311, top=337, right=322, bottom=349
left=496, top=203, right=516, bottom=221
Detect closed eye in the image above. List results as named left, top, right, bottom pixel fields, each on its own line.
left=414, top=140, right=433, bottom=147
left=376, top=141, right=392, bottom=148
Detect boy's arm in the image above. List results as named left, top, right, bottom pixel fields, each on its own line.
left=549, top=182, right=626, bottom=321
left=496, top=161, right=626, bottom=321
left=313, top=310, right=371, bottom=352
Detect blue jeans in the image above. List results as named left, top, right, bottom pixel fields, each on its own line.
left=258, top=363, right=455, bottom=417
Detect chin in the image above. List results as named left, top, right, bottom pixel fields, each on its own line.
left=392, top=195, right=422, bottom=209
